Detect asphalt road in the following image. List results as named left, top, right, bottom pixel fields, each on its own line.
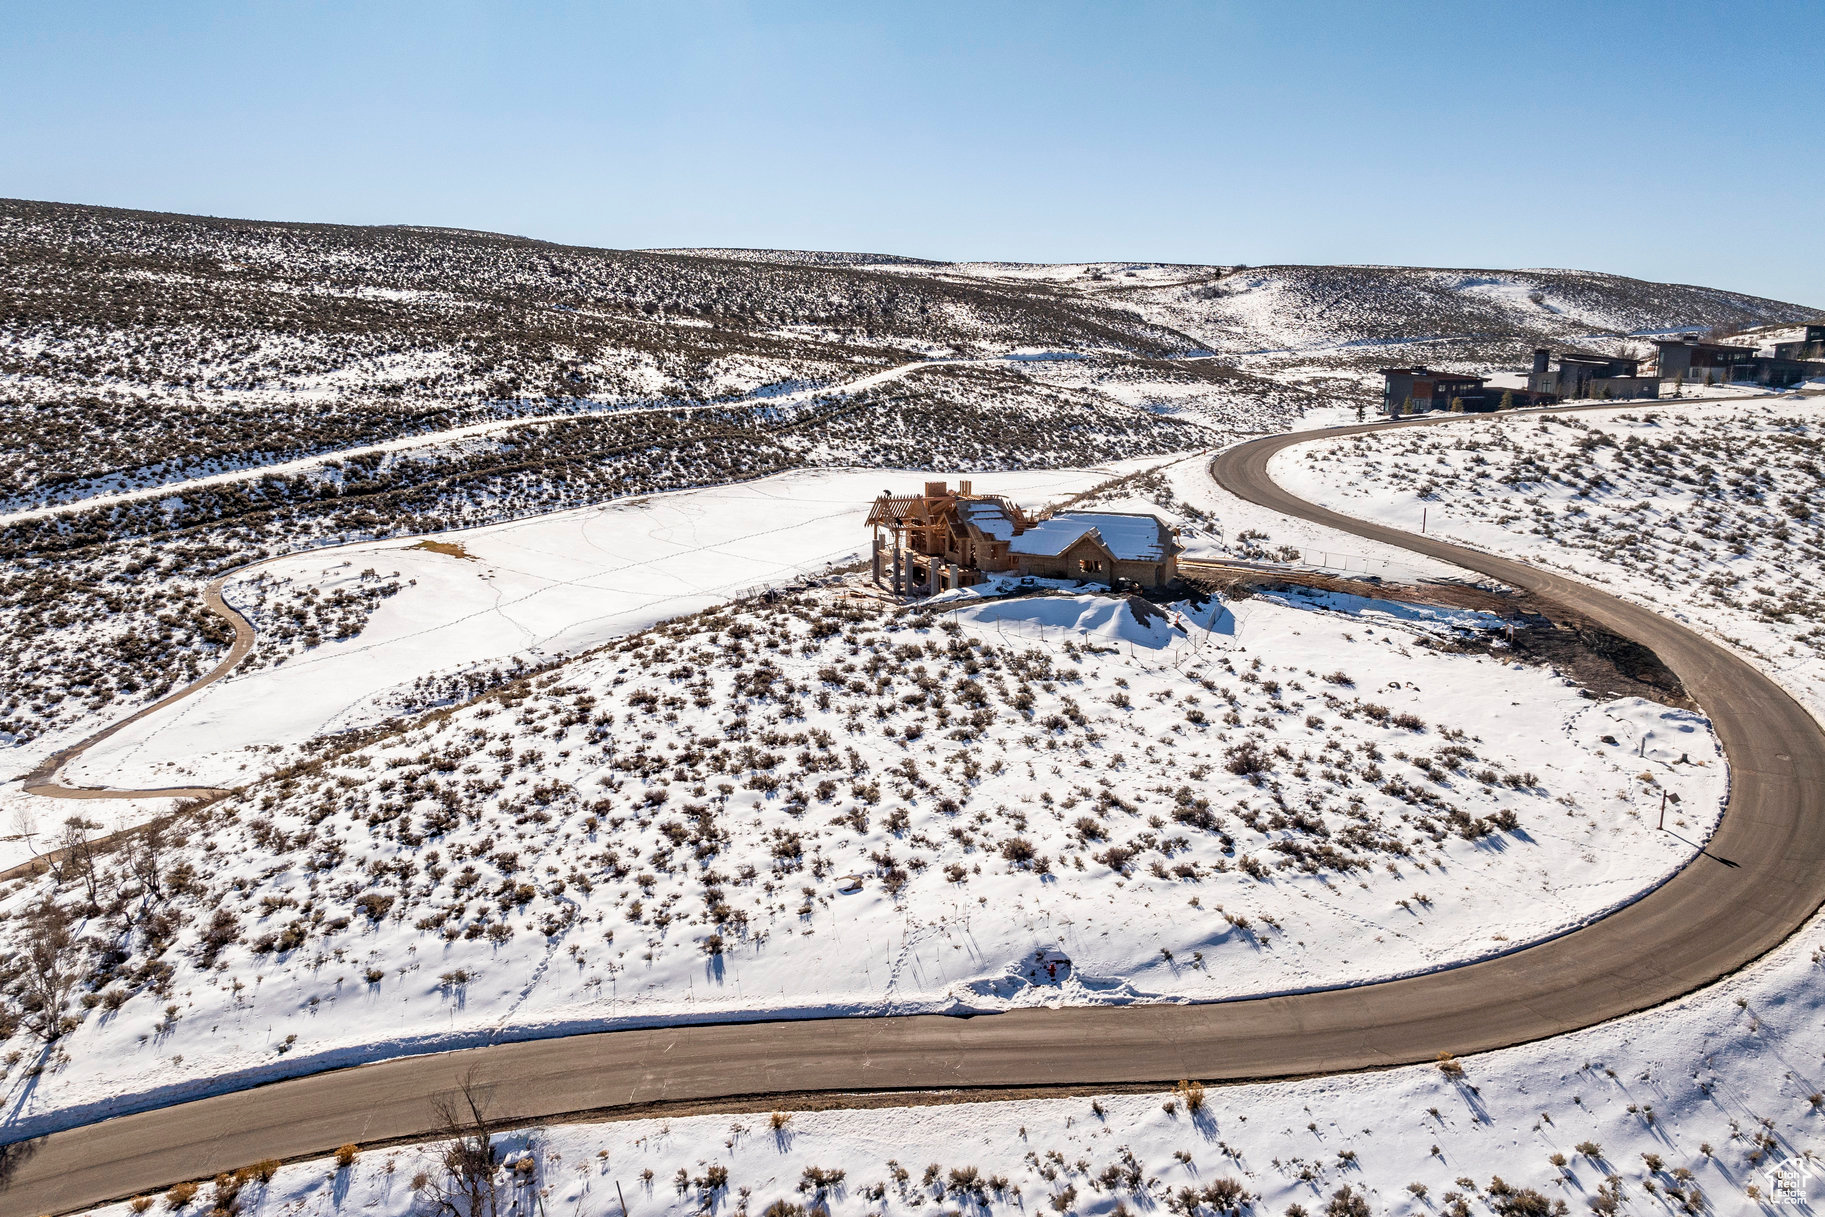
left=8, top=406, right=1825, bottom=1216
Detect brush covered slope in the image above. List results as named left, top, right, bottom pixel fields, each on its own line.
left=0, top=569, right=1721, bottom=1137
left=1273, top=400, right=1825, bottom=719
left=0, top=198, right=1214, bottom=515
left=688, top=252, right=1823, bottom=400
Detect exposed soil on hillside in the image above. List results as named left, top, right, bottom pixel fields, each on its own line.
left=1180, top=564, right=1693, bottom=709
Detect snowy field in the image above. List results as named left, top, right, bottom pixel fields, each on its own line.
left=75, top=902, right=1825, bottom=1217
left=54, top=465, right=1151, bottom=795
left=0, top=570, right=1722, bottom=1139
left=1270, top=399, right=1825, bottom=719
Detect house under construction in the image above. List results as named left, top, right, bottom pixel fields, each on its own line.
left=865, top=481, right=1183, bottom=595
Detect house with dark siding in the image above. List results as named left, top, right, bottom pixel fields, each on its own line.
left=1526, top=349, right=1659, bottom=400
left=1654, top=332, right=1825, bottom=389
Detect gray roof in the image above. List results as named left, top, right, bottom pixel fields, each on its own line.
left=1009, top=511, right=1175, bottom=561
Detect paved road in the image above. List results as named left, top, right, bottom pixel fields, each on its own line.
left=8, top=406, right=1825, bottom=1215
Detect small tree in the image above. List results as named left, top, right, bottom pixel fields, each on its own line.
left=1499, top=389, right=1514, bottom=411
left=53, top=816, right=105, bottom=912
left=129, top=817, right=173, bottom=899
left=9, top=805, right=38, bottom=859
left=21, top=898, right=75, bottom=1040
left=415, top=1073, right=504, bottom=1217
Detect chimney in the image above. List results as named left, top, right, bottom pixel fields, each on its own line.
left=1532, top=349, right=1551, bottom=374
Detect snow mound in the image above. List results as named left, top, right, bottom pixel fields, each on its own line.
left=939, top=591, right=1186, bottom=649
left=1569, top=697, right=1719, bottom=767
left=946, top=956, right=1167, bottom=1012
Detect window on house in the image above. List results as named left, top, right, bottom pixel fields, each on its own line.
left=1079, top=559, right=1104, bottom=574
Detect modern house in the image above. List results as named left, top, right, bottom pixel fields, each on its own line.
left=1376, top=366, right=1561, bottom=414
left=1373, top=323, right=1824, bottom=419
left=1525, top=349, right=1659, bottom=401
left=866, top=483, right=1182, bottom=594
left=1377, top=367, right=1489, bottom=415
left=1652, top=337, right=1760, bottom=386
left=1653, top=332, right=1825, bottom=389
left=1772, top=323, right=1825, bottom=362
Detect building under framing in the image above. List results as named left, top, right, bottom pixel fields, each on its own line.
left=866, top=481, right=1182, bottom=595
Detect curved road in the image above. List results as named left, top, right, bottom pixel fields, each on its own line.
left=20, top=577, right=251, bottom=801
left=7, top=408, right=1825, bottom=1215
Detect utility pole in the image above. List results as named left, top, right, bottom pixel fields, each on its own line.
left=1421, top=508, right=1428, bottom=534
left=1659, top=791, right=1668, bottom=830
left=617, top=1181, right=630, bottom=1217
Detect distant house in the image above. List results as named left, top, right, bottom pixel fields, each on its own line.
left=1377, top=367, right=1490, bottom=415
left=1526, top=349, right=1659, bottom=401
left=1772, top=323, right=1825, bottom=362
left=866, top=483, right=1182, bottom=594
left=1653, top=333, right=1825, bottom=389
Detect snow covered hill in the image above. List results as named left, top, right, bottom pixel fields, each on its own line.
left=5, top=200, right=1815, bottom=517
left=3, top=200, right=1811, bottom=759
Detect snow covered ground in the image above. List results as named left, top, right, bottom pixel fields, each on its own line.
left=1270, top=399, right=1825, bottom=720
left=52, top=465, right=1147, bottom=796
left=76, top=899, right=1825, bottom=1217
left=0, top=569, right=1722, bottom=1139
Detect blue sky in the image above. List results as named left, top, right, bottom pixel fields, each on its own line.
left=4, top=1, right=1820, bottom=303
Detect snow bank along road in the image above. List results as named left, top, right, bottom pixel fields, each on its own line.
left=7, top=405, right=1825, bottom=1216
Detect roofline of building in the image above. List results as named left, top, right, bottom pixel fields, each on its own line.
left=1376, top=367, right=1488, bottom=381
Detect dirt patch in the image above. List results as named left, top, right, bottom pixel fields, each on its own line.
left=1421, top=615, right=1693, bottom=709
left=1179, top=562, right=1515, bottom=613
left=407, top=539, right=477, bottom=561
left=1180, top=565, right=1692, bottom=710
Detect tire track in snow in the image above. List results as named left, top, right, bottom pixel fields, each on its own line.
left=0, top=359, right=988, bottom=528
